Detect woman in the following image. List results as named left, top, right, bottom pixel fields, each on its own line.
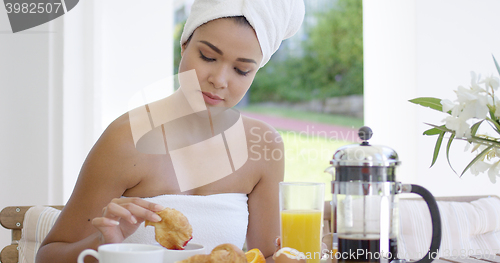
left=36, top=0, right=304, bottom=262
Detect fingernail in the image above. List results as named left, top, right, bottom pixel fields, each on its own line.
left=110, top=220, right=120, bottom=226
left=153, top=214, right=162, bottom=222
left=155, top=204, right=165, bottom=211
left=130, top=216, right=138, bottom=224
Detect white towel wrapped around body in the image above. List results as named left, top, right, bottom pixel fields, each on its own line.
left=17, top=194, right=248, bottom=263
left=123, top=193, right=249, bottom=251
left=180, top=0, right=305, bottom=68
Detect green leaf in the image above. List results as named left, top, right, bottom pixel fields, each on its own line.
left=493, top=55, right=500, bottom=77
left=431, top=131, right=445, bottom=167
left=468, top=135, right=500, bottom=148
left=409, top=97, right=443, bottom=112
left=470, top=120, right=483, bottom=137
left=424, top=123, right=454, bottom=133
left=423, top=125, right=446, bottom=136
left=461, top=145, right=494, bottom=177
left=487, top=104, right=497, bottom=122
left=486, top=117, right=500, bottom=134
left=445, top=133, right=457, bottom=174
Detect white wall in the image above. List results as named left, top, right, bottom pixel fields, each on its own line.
left=364, top=0, right=500, bottom=196
left=62, top=0, right=101, bottom=211
left=0, top=0, right=173, bottom=251
left=100, top=0, right=173, bottom=129
left=62, top=0, right=174, bottom=202
left=0, top=8, right=64, bottom=250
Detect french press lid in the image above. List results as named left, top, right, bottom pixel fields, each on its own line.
left=329, top=126, right=401, bottom=182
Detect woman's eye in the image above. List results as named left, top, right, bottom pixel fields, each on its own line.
left=199, top=51, right=215, bottom=62
left=235, top=68, right=250, bottom=76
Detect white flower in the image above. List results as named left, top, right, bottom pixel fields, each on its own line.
left=469, top=142, right=482, bottom=153
left=443, top=115, right=470, bottom=138
left=454, top=86, right=490, bottom=120
left=487, top=161, right=500, bottom=183
left=495, top=147, right=500, bottom=157
left=456, top=85, right=479, bottom=103
left=464, top=141, right=471, bottom=151
left=415, top=58, right=500, bottom=184
left=470, top=160, right=491, bottom=176
left=487, top=93, right=495, bottom=105
left=470, top=71, right=482, bottom=91
left=461, top=99, right=489, bottom=120
left=480, top=74, right=500, bottom=91
left=487, top=147, right=497, bottom=159
left=441, top=99, right=455, bottom=113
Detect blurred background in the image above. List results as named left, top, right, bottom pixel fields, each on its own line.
left=1, top=0, right=500, bottom=250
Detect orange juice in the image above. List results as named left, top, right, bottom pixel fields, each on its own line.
left=281, top=210, right=323, bottom=263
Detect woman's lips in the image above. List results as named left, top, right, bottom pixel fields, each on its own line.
left=202, top=91, right=224, bottom=105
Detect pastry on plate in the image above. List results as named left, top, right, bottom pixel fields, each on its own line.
left=178, top=243, right=246, bottom=263
left=145, top=207, right=193, bottom=250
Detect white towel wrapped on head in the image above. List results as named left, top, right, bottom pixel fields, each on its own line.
left=180, top=0, right=305, bottom=68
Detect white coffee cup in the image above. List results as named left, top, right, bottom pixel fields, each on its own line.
left=78, top=243, right=164, bottom=263
left=162, top=243, right=206, bottom=263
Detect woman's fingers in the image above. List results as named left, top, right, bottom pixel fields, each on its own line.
left=91, top=217, right=125, bottom=244
left=93, top=198, right=165, bottom=244
left=121, top=201, right=162, bottom=223
left=112, top=197, right=164, bottom=212
left=104, top=198, right=163, bottom=224
left=102, top=202, right=137, bottom=224
left=92, top=217, right=120, bottom=227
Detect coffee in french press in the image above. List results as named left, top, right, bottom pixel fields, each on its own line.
left=326, top=127, right=441, bottom=263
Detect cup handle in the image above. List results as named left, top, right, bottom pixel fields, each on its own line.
left=402, top=184, right=442, bottom=263
left=78, top=249, right=99, bottom=263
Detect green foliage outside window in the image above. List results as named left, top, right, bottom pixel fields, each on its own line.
left=173, top=0, right=363, bottom=103
left=173, top=22, right=184, bottom=75
left=251, top=0, right=363, bottom=102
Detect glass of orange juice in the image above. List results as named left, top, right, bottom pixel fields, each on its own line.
left=279, top=182, right=325, bottom=263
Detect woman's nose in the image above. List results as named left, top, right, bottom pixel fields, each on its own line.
left=208, top=64, right=229, bottom=89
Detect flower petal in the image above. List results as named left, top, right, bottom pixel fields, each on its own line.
left=441, top=99, right=455, bottom=113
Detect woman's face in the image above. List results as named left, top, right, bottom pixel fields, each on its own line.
left=179, top=18, right=263, bottom=108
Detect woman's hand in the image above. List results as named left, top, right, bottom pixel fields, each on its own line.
left=91, top=197, right=164, bottom=244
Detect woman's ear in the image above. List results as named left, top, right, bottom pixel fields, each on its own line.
left=181, top=42, right=187, bottom=57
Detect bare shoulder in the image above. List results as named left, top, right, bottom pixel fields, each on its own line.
left=41, top=113, right=144, bottom=245
left=242, top=115, right=283, bottom=149
left=242, top=115, right=284, bottom=174
left=98, top=112, right=135, bottom=150
left=244, top=114, right=284, bottom=255
left=76, top=112, right=142, bottom=191
left=85, top=112, right=147, bottom=186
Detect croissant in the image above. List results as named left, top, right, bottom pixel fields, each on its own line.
left=176, top=254, right=211, bottom=263
left=178, top=243, right=246, bottom=263
left=145, top=207, right=193, bottom=250
left=209, top=243, right=247, bottom=263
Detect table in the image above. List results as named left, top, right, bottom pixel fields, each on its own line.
left=434, top=255, right=500, bottom=263
left=319, top=254, right=500, bottom=263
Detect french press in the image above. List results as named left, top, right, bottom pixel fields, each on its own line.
left=326, top=126, right=441, bottom=263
